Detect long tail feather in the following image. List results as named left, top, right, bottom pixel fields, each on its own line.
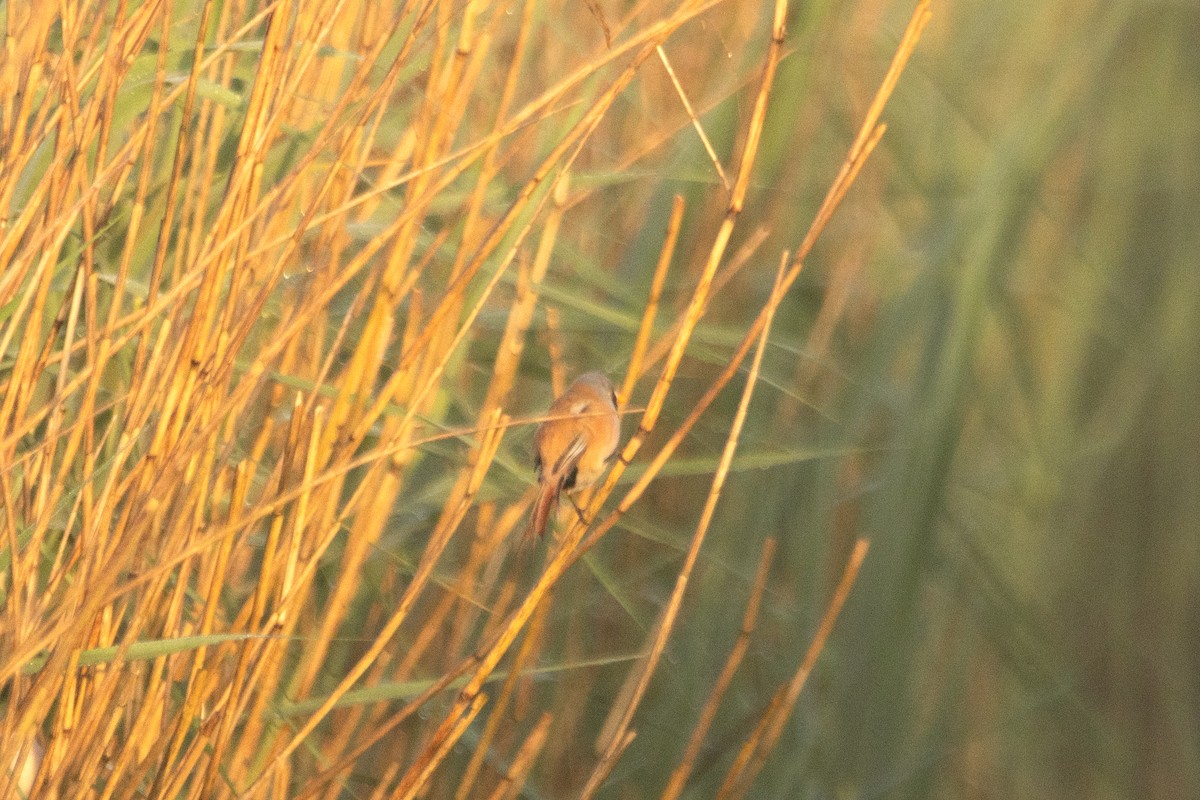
left=526, top=478, right=562, bottom=543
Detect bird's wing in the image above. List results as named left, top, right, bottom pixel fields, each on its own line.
left=550, top=433, right=588, bottom=480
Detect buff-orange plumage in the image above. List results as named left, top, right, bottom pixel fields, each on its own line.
left=527, top=372, right=621, bottom=541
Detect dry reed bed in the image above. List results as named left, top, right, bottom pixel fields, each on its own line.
left=0, top=0, right=927, bottom=796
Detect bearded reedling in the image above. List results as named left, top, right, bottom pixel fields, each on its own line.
left=527, top=372, right=621, bottom=541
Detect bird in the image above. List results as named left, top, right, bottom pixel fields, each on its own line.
left=527, top=371, right=621, bottom=541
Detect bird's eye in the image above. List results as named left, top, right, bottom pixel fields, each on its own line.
left=610, top=390, right=618, bottom=407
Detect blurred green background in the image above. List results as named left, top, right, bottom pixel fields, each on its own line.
left=570, top=1, right=1200, bottom=797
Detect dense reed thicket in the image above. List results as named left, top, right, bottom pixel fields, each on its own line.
left=5, top=0, right=1195, bottom=797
